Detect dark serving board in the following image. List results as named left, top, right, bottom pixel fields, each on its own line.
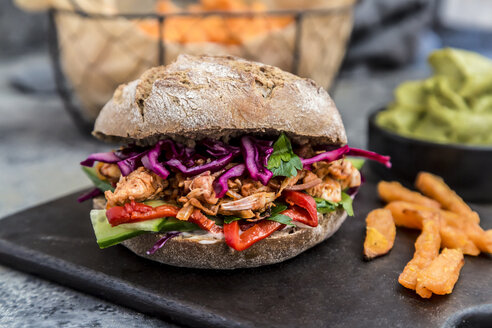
left=0, top=175, right=491, bottom=328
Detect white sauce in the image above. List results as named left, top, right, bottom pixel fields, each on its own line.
left=181, top=230, right=224, bottom=242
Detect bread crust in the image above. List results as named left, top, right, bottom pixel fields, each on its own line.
left=121, top=210, right=347, bottom=269
left=93, top=54, right=347, bottom=146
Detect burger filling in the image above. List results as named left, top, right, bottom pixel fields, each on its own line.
left=81, top=134, right=390, bottom=252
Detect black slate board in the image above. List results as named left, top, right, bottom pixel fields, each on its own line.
left=0, top=175, right=491, bottom=328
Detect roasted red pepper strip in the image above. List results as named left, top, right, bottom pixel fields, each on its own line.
left=188, top=209, right=223, bottom=234
left=106, top=206, right=130, bottom=226
left=282, top=206, right=317, bottom=227
left=282, top=190, right=318, bottom=227
left=224, top=220, right=283, bottom=251
left=106, top=201, right=179, bottom=226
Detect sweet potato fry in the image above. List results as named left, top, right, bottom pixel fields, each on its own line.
left=401, top=208, right=479, bottom=255
left=463, top=223, right=492, bottom=254
left=439, top=224, right=480, bottom=256
left=385, top=201, right=480, bottom=255
left=436, top=210, right=491, bottom=253
left=363, top=209, right=396, bottom=259
left=378, top=181, right=441, bottom=209
left=384, top=201, right=425, bottom=229
left=415, top=172, right=479, bottom=223
left=416, top=248, right=464, bottom=296
left=398, top=214, right=440, bottom=295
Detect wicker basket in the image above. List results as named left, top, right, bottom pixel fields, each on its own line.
left=34, top=0, right=355, bottom=132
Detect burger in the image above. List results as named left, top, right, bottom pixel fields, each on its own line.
left=79, top=55, right=390, bottom=269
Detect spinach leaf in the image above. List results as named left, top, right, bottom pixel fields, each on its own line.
left=81, top=166, right=115, bottom=192
left=339, top=192, right=354, bottom=216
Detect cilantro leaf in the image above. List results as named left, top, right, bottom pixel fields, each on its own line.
left=81, top=166, right=115, bottom=192
left=314, top=192, right=354, bottom=216
left=267, top=134, right=303, bottom=177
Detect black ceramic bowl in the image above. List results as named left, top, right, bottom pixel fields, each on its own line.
left=368, top=109, right=492, bottom=203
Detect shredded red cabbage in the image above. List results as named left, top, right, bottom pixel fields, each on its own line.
left=240, top=136, right=273, bottom=185
left=141, top=142, right=170, bottom=179
left=142, top=149, right=169, bottom=179
left=158, top=140, right=197, bottom=167
left=202, top=139, right=240, bottom=158
left=301, top=145, right=350, bottom=168
left=77, top=187, right=103, bottom=203
left=146, top=232, right=181, bottom=255
left=81, top=137, right=389, bottom=201
left=113, top=145, right=146, bottom=159
left=347, top=147, right=392, bottom=168
left=80, top=152, right=121, bottom=167
left=117, top=152, right=145, bottom=176
left=214, top=164, right=246, bottom=198
left=166, top=153, right=234, bottom=176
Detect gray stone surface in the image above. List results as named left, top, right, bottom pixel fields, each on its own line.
left=0, top=266, right=172, bottom=328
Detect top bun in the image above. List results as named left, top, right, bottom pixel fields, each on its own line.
left=93, top=54, right=347, bottom=146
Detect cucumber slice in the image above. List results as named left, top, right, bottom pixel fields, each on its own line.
left=90, top=199, right=202, bottom=248
left=119, top=218, right=166, bottom=232
left=90, top=210, right=143, bottom=249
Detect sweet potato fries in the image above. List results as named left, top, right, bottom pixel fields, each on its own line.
left=363, top=171, right=489, bottom=299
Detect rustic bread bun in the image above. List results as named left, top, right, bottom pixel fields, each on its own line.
left=121, top=210, right=347, bottom=269
left=93, top=54, right=347, bottom=146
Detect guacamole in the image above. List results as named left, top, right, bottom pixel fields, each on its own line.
left=376, top=48, right=492, bottom=145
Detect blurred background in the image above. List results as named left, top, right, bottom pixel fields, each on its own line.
left=1, top=0, right=492, bottom=326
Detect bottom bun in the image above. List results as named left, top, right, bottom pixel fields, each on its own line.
left=121, top=210, right=348, bottom=269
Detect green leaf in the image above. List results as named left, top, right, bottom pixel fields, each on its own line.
left=269, top=157, right=303, bottom=177
left=314, top=192, right=354, bottom=216
left=314, top=197, right=338, bottom=214
left=340, top=192, right=354, bottom=216
left=267, top=134, right=303, bottom=177
left=158, top=218, right=200, bottom=232
left=223, top=203, right=290, bottom=225
left=346, top=157, right=365, bottom=170
left=267, top=213, right=295, bottom=226
left=81, top=166, right=115, bottom=192
left=223, top=216, right=243, bottom=224
left=270, top=203, right=288, bottom=216
left=206, top=215, right=224, bottom=227
left=265, top=202, right=294, bottom=226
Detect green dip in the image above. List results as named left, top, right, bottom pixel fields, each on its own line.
left=376, top=48, right=492, bottom=145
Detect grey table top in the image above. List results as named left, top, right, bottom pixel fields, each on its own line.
left=0, top=39, right=472, bottom=327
